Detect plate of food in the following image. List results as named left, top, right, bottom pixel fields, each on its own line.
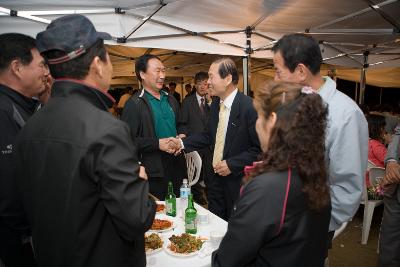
left=156, top=202, right=165, bottom=213
left=145, top=233, right=164, bottom=255
left=149, top=217, right=175, bottom=232
left=164, top=233, right=205, bottom=257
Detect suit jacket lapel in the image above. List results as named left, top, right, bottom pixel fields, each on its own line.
left=224, top=93, right=241, bottom=158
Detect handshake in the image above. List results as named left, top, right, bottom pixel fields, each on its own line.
left=159, top=135, right=185, bottom=155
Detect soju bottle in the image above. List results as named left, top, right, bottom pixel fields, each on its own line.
left=165, top=181, right=176, bottom=217
left=185, top=194, right=197, bottom=234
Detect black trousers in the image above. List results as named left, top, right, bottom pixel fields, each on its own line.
left=148, top=153, right=186, bottom=200
left=207, top=174, right=241, bottom=221
left=379, top=185, right=400, bottom=267
left=0, top=222, right=35, bottom=267
left=325, top=230, right=335, bottom=258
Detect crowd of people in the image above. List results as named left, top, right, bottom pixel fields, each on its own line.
left=1, top=14, right=400, bottom=267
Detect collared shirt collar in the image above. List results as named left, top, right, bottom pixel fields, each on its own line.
left=144, top=88, right=168, bottom=100
left=318, top=76, right=336, bottom=101
left=221, top=88, right=238, bottom=109
left=196, top=92, right=205, bottom=103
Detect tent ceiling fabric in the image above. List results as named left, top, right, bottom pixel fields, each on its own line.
left=1, top=0, right=400, bottom=86
left=107, top=44, right=400, bottom=88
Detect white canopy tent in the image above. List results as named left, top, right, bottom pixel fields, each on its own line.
left=1, top=0, right=399, bottom=101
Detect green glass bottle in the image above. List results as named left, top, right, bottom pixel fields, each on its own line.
left=185, top=194, right=197, bottom=234
left=165, top=181, right=176, bottom=217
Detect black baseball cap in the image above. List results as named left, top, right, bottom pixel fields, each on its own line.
left=36, top=14, right=111, bottom=65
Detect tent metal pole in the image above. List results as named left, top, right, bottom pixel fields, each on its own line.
left=243, top=26, right=253, bottom=96
left=124, top=3, right=166, bottom=40
left=125, top=12, right=245, bottom=51
left=312, top=0, right=396, bottom=30
left=355, top=82, right=358, bottom=102
left=363, top=0, right=400, bottom=31
left=243, top=57, right=249, bottom=96
left=359, top=68, right=366, bottom=105
left=359, top=51, right=369, bottom=105
left=380, top=88, right=383, bottom=105
left=322, top=42, right=363, bottom=67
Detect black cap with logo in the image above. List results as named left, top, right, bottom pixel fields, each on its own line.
left=36, top=14, right=111, bottom=65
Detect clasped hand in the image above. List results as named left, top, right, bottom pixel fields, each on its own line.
left=159, top=137, right=183, bottom=155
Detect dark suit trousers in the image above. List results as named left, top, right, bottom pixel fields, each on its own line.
left=148, top=153, right=186, bottom=200
left=208, top=174, right=241, bottom=221
left=0, top=221, right=36, bottom=267
left=379, top=185, right=400, bottom=267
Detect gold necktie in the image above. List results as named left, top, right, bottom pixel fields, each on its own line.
left=213, top=103, right=228, bottom=166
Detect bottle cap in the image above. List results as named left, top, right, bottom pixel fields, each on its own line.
left=183, top=179, right=188, bottom=184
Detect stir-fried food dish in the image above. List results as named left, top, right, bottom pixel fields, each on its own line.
left=168, top=233, right=204, bottom=254
left=151, top=219, right=173, bottom=231
left=145, top=233, right=163, bottom=252
left=156, top=203, right=165, bottom=212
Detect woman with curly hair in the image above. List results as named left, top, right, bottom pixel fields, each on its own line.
left=212, top=81, right=331, bottom=267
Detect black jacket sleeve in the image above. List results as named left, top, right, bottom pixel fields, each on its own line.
left=121, top=98, right=159, bottom=153
left=182, top=131, right=213, bottom=152
left=90, top=123, right=156, bottom=241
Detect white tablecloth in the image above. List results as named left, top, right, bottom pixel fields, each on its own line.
left=146, top=199, right=227, bottom=267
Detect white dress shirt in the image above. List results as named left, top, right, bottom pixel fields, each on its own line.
left=195, top=92, right=204, bottom=106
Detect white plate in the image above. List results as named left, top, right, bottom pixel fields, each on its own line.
left=164, top=242, right=200, bottom=257
left=145, top=233, right=164, bottom=255
left=148, top=218, right=175, bottom=233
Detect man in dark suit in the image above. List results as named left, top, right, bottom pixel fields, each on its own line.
left=178, top=58, right=261, bottom=220
left=179, top=71, right=211, bottom=205
left=169, top=82, right=181, bottom=103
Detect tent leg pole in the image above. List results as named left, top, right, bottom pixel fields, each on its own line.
left=359, top=68, right=366, bottom=105
left=355, top=82, right=358, bottom=102
left=243, top=57, right=249, bottom=96
left=359, top=51, right=369, bottom=105
left=379, top=88, right=383, bottom=105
